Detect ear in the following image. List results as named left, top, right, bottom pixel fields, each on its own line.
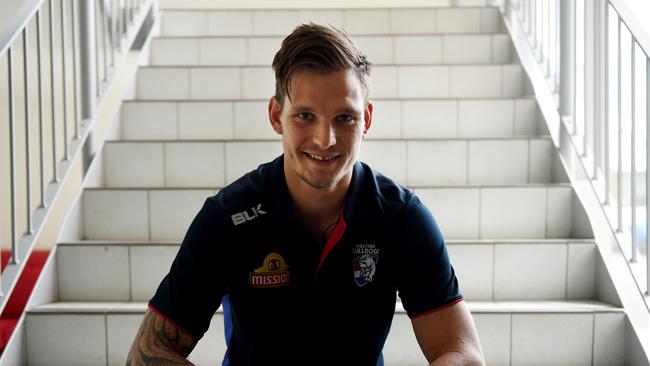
left=362, top=101, right=373, bottom=136
left=268, top=96, right=283, bottom=135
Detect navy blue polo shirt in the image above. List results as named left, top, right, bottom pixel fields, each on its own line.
left=149, top=155, right=463, bottom=366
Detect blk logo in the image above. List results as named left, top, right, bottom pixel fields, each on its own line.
left=231, top=204, right=267, bottom=226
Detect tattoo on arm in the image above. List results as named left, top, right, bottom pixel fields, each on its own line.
left=126, top=309, right=199, bottom=366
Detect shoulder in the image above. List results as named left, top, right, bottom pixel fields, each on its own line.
left=359, top=162, right=418, bottom=218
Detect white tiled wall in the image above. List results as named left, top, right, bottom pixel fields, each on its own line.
left=149, top=190, right=213, bottom=241
left=83, top=190, right=149, bottom=240
left=130, top=245, right=179, bottom=300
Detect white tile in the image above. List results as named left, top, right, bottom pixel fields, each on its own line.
left=436, top=8, right=481, bottom=33
left=343, top=10, right=390, bottom=35
left=138, top=68, right=189, bottom=100
left=162, top=11, right=207, bottom=36
left=130, top=245, right=179, bottom=301
left=502, top=64, right=524, bottom=97
left=58, top=245, right=129, bottom=301
left=107, top=314, right=143, bottom=366
left=104, top=143, right=164, bottom=187
left=298, top=10, right=344, bottom=29
left=151, top=38, right=199, bottom=65
left=165, top=142, right=225, bottom=187
left=225, top=142, right=283, bottom=183
left=355, top=36, right=393, bottom=65
left=234, top=101, right=278, bottom=139
left=149, top=190, right=213, bottom=241
left=390, top=9, right=436, bottom=34
left=383, top=313, right=425, bottom=365
left=360, top=141, right=407, bottom=184
left=492, top=34, right=512, bottom=63
left=481, top=8, right=502, bottom=33
left=367, top=100, right=401, bottom=139
left=447, top=244, right=492, bottom=299
left=547, top=187, right=573, bottom=238
left=83, top=190, right=149, bottom=240
left=122, top=102, right=178, bottom=140
left=511, top=314, right=593, bottom=366
left=178, top=102, right=234, bottom=140
left=248, top=37, right=282, bottom=65
left=252, top=10, right=298, bottom=36
left=402, top=100, right=457, bottom=138
left=190, top=68, right=240, bottom=99
left=494, top=244, right=567, bottom=299
left=481, top=187, right=546, bottom=238
left=473, top=314, right=510, bottom=366
left=398, top=66, right=449, bottom=98
left=416, top=188, right=480, bottom=239
left=394, top=36, right=442, bottom=64
left=444, top=35, right=491, bottom=64
left=207, top=11, right=253, bottom=36
left=468, top=140, right=528, bottom=185
left=458, top=100, right=514, bottom=138
left=567, top=243, right=596, bottom=299
left=593, top=313, right=625, bottom=366
left=242, top=67, right=275, bottom=99
left=515, top=99, right=539, bottom=135
left=188, top=314, right=228, bottom=364
left=199, top=38, right=247, bottom=66
left=450, top=65, right=501, bottom=98
left=407, top=140, right=467, bottom=186
left=27, top=314, right=107, bottom=366
left=370, top=66, right=397, bottom=98
left=529, top=139, right=553, bottom=183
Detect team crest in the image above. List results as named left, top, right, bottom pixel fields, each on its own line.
left=250, top=253, right=290, bottom=288
left=353, top=243, right=379, bottom=287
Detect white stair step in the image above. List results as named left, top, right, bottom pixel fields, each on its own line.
left=135, top=64, right=529, bottom=100
left=102, top=138, right=557, bottom=188
left=81, top=185, right=580, bottom=241
left=55, top=239, right=597, bottom=303
left=160, top=8, right=504, bottom=37
left=120, top=98, right=542, bottom=141
left=25, top=300, right=624, bottom=366
left=149, top=34, right=513, bottom=66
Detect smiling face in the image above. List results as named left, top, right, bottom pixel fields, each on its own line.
left=269, top=68, right=373, bottom=192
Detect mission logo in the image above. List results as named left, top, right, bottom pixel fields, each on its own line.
left=250, top=253, right=290, bottom=288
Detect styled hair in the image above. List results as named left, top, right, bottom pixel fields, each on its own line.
left=271, top=23, right=371, bottom=107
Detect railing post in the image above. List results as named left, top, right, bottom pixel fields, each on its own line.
left=646, top=55, right=650, bottom=295
left=79, top=0, right=97, bottom=119
left=560, top=0, right=576, bottom=128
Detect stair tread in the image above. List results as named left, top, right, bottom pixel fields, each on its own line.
left=28, top=300, right=623, bottom=314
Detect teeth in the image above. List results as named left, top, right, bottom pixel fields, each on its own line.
left=308, top=153, right=336, bottom=161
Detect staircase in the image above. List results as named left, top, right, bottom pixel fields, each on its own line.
left=15, top=5, right=636, bottom=366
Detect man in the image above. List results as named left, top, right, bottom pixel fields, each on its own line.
left=127, top=23, right=485, bottom=366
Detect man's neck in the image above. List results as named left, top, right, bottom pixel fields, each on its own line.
left=284, top=166, right=351, bottom=240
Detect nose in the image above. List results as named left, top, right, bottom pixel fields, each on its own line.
left=313, top=120, right=336, bottom=149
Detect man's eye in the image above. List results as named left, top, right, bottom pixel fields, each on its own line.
left=297, top=112, right=314, bottom=120
left=336, top=115, right=355, bottom=123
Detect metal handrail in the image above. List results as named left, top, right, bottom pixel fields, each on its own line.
left=509, top=0, right=650, bottom=300
left=0, top=0, right=151, bottom=316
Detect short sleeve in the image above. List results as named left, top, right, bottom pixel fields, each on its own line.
left=149, top=198, right=229, bottom=337
left=394, top=196, right=463, bottom=318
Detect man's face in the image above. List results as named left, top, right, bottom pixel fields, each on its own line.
left=269, top=69, right=373, bottom=190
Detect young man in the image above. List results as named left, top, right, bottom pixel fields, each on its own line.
left=127, top=24, right=485, bottom=366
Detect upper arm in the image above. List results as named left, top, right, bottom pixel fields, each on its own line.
left=126, top=309, right=200, bottom=365
left=411, top=300, right=485, bottom=365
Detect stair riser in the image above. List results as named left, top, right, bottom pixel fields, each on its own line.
left=160, top=8, right=504, bottom=37
left=150, top=34, right=513, bottom=66
left=102, top=139, right=555, bottom=188
left=25, top=311, right=624, bottom=366
left=120, top=99, right=541, bottom=141
left=80, top=186, right=575, bottom=241
left=56, top=242, right=595, bottom=302
left=136, top=65, right=528, bottom=100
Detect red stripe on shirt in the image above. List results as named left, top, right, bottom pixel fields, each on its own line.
left=409, top=297, right=465, bottom=319
left=315, top=210, right=347, bottom=279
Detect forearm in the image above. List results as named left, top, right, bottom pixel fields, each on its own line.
left=126, top=309, right=198, bottom=366
left=428, top=350, right=485, bottom=366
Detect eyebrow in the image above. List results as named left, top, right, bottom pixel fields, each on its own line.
left=289, top=105, right=361, bottom=115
